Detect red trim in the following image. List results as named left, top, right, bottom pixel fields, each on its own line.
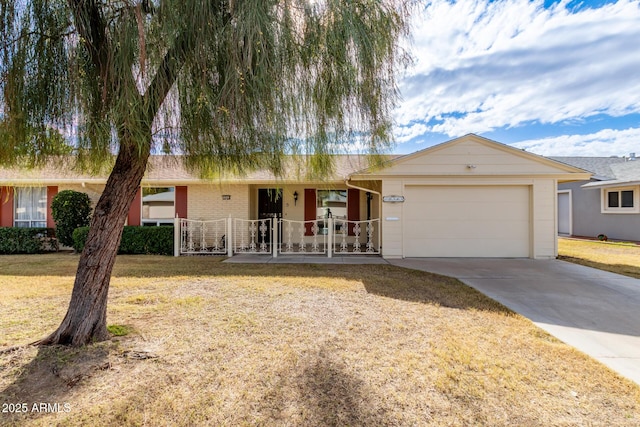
left=0, top=187, right=14, bottom=227
left=46, top=186, right=58, bottom=228
left=304, top=189, right=316, bottom=236
left=127, top=188, right=142, bottom=226
left=347, top=189, right=360, bottom=236
left=175, top=186, right=188, bottom=218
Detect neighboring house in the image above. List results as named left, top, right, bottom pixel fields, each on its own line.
left=0, top=134, right=589, bottom=259
left=552, top=155, right=640, bottom=241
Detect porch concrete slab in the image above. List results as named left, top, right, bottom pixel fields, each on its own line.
left=223, top=254, right=388, bottom=264
left=388, top=258, right=640, bottom=386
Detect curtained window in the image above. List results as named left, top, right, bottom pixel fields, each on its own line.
left=14, top=187, right=47, bottom=228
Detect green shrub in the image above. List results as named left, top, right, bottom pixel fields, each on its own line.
left=73, top=226, right=174, bottom=255
left=0, top=228, right=58, bottom=254
left=51, top=190, right=92, bottom=247
left=72, top=227, right=90, bottom=252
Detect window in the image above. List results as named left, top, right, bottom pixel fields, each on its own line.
left=603, top=188, right=638, bottom=213
left=607, top=190, right=634, bottom=208
left=142, top=187, right=175, bottom=226
left=14, top=187, right=47, bottom=227
left=316, top=190, right=347, bottom=220
left=316, top=190, right=347, bottom=235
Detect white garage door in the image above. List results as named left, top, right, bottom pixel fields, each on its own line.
left=403, top=186, right=530, bottom=257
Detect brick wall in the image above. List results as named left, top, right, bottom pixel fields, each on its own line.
left=187, top=184, right=250, bottom=220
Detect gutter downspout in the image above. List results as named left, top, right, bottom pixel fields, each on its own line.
left=344, top=176, right=382, bottom=220
left=344, top=177, right=381, bottom=195
left=344, top=176, right=381, bottom=198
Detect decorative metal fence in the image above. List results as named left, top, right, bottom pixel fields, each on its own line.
left=176, top=217, right=380, bottom=257
left=179, top=218, right=228, bottom=255
left=233, top=218, right=272, bottom=254
left=333, top=219, right=381, bottom=254
left=279, top=219, right=327, bottom=254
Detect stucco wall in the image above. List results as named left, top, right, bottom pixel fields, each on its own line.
left=559, top=181, right=640, bottom=241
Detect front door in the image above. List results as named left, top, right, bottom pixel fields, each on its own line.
left=258, top=189, right=283, bottom=243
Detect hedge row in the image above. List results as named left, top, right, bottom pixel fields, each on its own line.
left=0, top=228, right=58, bottom=254
left=73, top=226, right=174, bottom=255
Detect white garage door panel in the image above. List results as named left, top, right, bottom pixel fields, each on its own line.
left=404, top=186, right=530, bottom=257
left=421, top=220, right=528, bottom=239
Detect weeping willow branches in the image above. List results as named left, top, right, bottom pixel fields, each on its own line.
left=1, top=0, right=411, bottom=177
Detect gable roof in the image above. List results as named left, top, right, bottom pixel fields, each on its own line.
left=352, top=134, right=590, bottom=180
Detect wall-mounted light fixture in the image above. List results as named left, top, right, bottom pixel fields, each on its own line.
left=293, top=191, right=298, bottom=205
left=466, top=164, right=477, bottom=169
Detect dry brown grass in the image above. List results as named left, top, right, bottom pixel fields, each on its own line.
left=1, top=253, right=639, bottom=426
left=558, top=237, right=640, bottom=279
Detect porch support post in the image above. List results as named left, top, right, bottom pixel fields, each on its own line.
left=174, top=215, right=180, bottom=257
left=273, top=219, right=278, bottom=258
left=227, top=215, right=233, bottom=257
left=327, top=217, right=333, bottom=258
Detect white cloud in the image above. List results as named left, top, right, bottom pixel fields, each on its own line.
left=396, top=0, right=640, bottom=137
left=512, top=127, right=640, bottom=156
left=394, top=122, right=429, bottom=143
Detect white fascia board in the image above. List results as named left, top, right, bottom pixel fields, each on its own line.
left=581, top=179, right=640, bottom=189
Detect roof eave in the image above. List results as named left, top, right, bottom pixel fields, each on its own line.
left=581, top=179, right=640, bottom=189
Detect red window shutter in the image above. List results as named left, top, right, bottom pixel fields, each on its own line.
left=347, top=189, right=360, bottom=236
left=0, top=187, right=14, bottom=227
left=304, top=189, right=316, bottom=236
left=175, top=186, right=188, bottom=218
left=127, top=188, right=142, bottom=226
left=46, top=186, right=58, bottom=228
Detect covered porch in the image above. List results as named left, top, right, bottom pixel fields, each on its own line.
left=174, top=181, right=383, bottom=258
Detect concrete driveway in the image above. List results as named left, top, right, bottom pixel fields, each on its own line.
left=388, top=258, right=640, bottom=386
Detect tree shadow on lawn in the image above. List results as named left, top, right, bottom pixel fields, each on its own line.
left=0, top=342, right=401, bottom=425
left=355, top=265, right=512, bottom=313
left=0, top=343, right=112, bottom=425
left=264, top=344, right=394, bottom=426
left=0, top=254, right=511, bottom=313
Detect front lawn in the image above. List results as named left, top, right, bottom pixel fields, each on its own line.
left=1, top=254, right=638, bottom=426
left=558, top=237, right=640, bottom=279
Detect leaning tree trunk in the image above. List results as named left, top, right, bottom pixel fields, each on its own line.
left=37, top=142, right=150, bottom=346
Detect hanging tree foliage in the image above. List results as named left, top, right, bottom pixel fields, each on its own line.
left=0, top=0, right=411, bottom=346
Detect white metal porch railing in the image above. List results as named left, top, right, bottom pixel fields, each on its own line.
left=279, top=219, right=327, bottom=255
left=179, top=218, right=228, bottom=255
left=174, top=217, right=380, bottom=257
left=233, top=218, right=272, bottom=254
left=333, top=219, right=381, bottom=254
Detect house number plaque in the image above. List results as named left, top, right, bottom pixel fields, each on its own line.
left=382, top=195, right=405, bottom=203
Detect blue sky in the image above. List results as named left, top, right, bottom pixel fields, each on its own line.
left=392, top=0, right=640, bottom=156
